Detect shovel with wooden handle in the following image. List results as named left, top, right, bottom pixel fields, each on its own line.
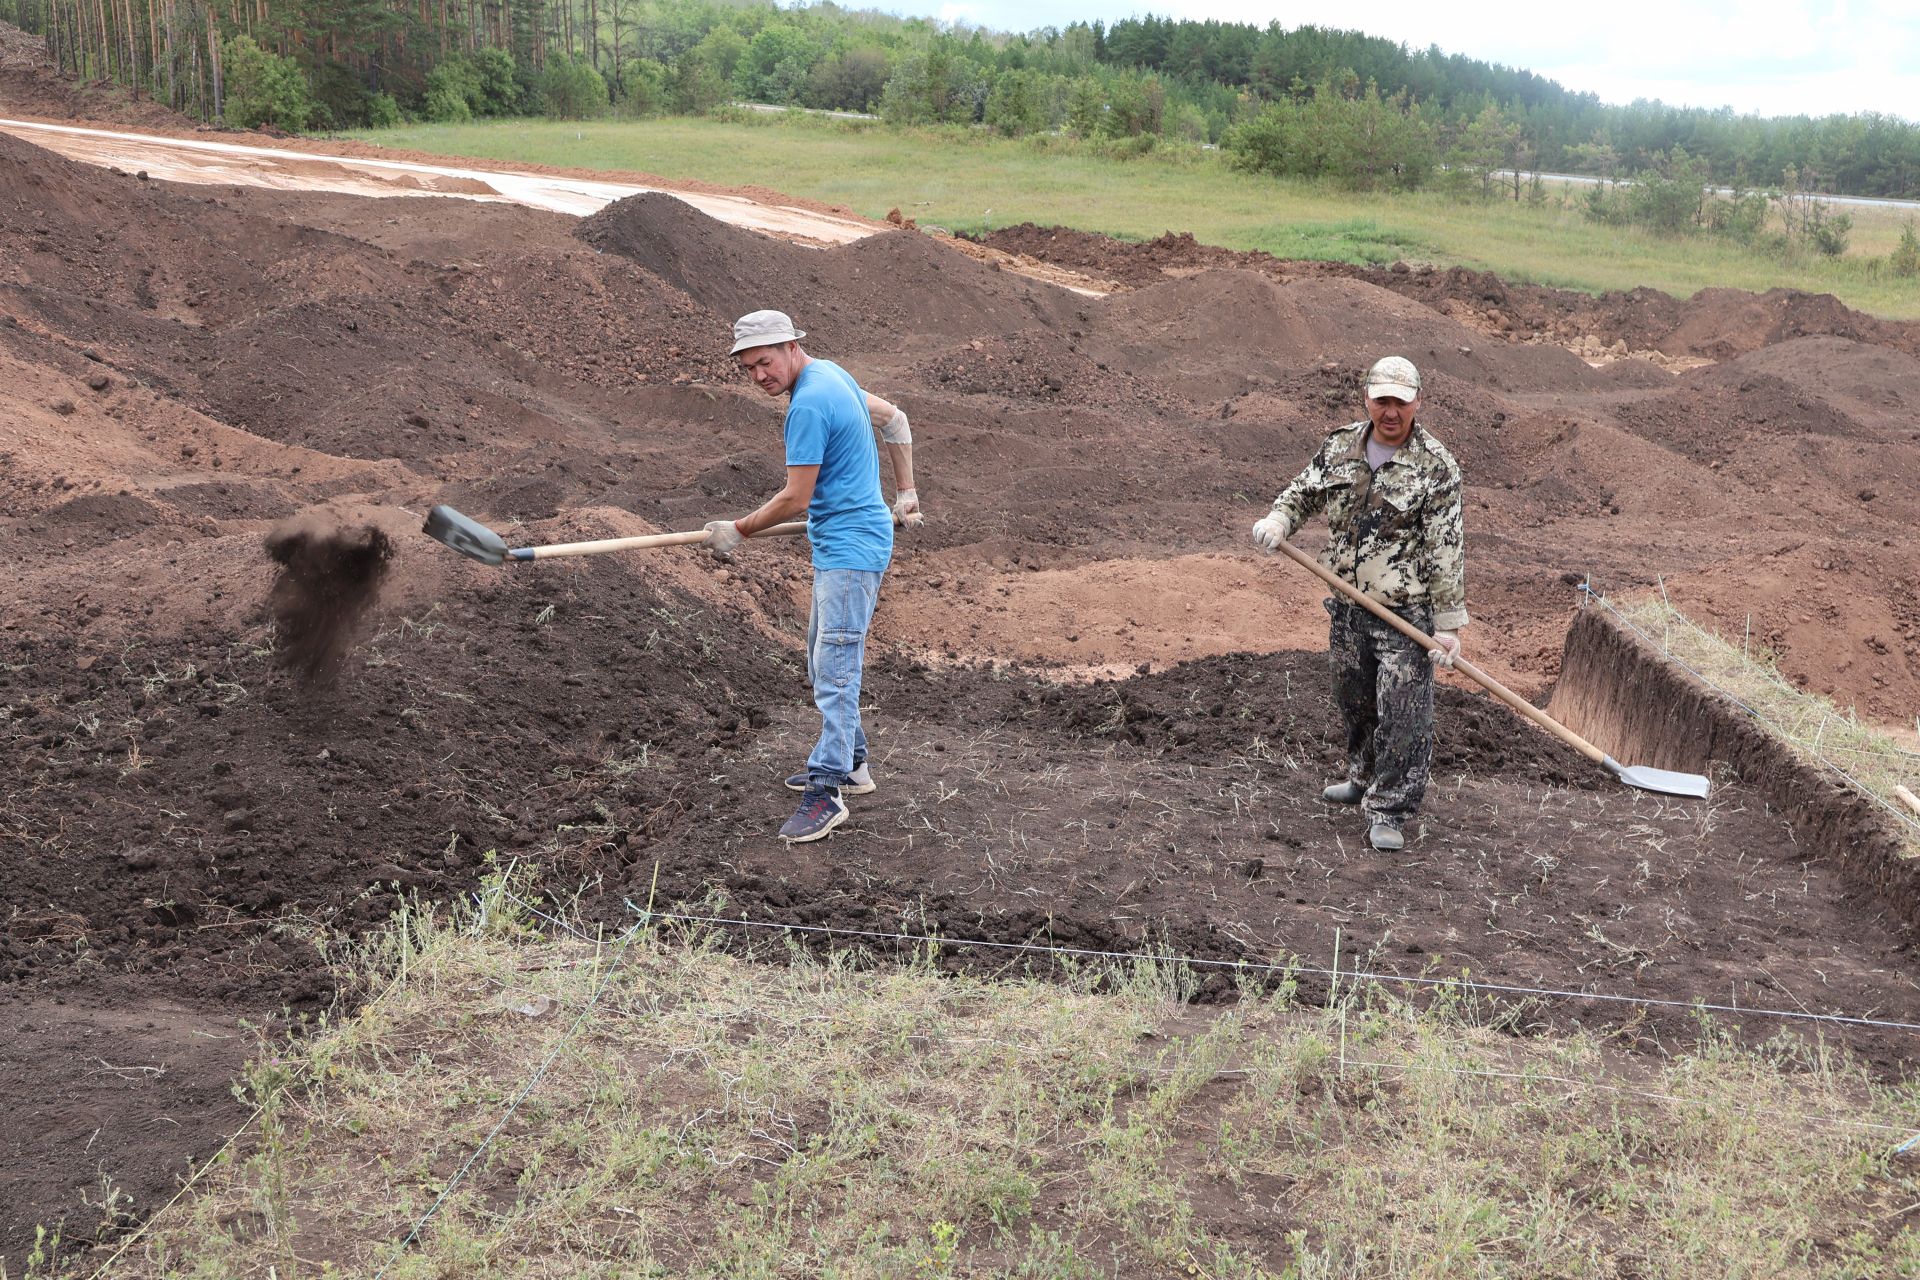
left=422, top=505, right=806, bottom=566
left=1271, top=540, right=1711, bottom=799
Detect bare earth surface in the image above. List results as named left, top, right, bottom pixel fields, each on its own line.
left=4, top=45, right=1920, bottom=1268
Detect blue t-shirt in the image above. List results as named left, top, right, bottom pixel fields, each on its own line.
left=784, top=360, right=894, bottom=572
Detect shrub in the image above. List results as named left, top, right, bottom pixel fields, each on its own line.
left=422, top=74, right=472, bottom=123
left=612, top=58, right=668, bottom=116
left=1806, top=210, right=1853, bottom=256
left=1224, top=79, right=1432, bottom=191
left=735, top=25, right=820, bottom=105
left=366, top=92, right=402, bottom=129
left=878, top=44, right=987, bottom=126
left=1225, top=103, right=1296, bottom=176
left=221, top=34, right=313, bottom=132
left=1581, top=150, right=1720, bottom=238
left=1092, top=131, right=1157, bottom=160
left=423, top=50, right=520, bottom=122
left=984, top=69, right=1048, bottom=138
left=1705, top=188, right=1770, bottom=244
left=1776, top=169, right=1854, bottom=257
left=469, top=48, right=519, bottom=115
left=539, top=55, right=607, bottom=120
left=804, top=47, right=891, bottom=114
left=1893, top=221, right=1920, bottom=277
left=667, top=54, right=729, bottom=116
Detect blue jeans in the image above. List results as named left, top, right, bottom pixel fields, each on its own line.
left=805, top=568, right=884, bottom=790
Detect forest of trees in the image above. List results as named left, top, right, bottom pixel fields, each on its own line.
left=4, top=0, right=1919, bottom=204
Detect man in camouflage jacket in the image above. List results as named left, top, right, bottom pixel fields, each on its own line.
left=1251, top=356, right=1467, bottom=852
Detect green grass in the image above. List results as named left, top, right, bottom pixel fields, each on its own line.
left=344, top=115, right=1920, bottom=318
left=63, top=870, right=1920, bottom=1278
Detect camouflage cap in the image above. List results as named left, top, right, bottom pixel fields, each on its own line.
left=1364, top=355, right=1421, bottom=402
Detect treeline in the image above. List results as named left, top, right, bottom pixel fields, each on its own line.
left=4, top=0, right=1919, bottom=201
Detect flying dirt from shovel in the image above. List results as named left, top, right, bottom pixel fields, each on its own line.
left=264, top=513, right=394, bottom=679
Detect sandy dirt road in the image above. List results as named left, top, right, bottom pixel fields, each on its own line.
left=0, top=116, right=882, bottom=241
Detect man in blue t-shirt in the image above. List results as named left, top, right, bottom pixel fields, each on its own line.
left=704, top=310, right=923, bottom=842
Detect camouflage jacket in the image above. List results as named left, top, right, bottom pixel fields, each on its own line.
left=1268, top=421, right=1469, bottom=631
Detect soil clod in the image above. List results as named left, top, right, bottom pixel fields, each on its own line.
left=264, top=516, right=394, bottom=679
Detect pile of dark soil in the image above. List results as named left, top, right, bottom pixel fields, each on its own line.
left=444, top=246, right=736, bottom=388
left=976, top=223, right=1263, bottom=288
left=580, top=192, right=1074, bottom=354
left=912, top=327, right=1177, bottom=412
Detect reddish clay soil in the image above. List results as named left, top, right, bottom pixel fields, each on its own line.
left=5, top=91, right=1920, bottom=1266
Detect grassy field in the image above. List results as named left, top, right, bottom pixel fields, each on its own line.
left=346, top=115, right=1920, bottom=318
left=55, top=874, right=1920, bottom=1278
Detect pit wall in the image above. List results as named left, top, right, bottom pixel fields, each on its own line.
left=1548, top=606, right=1920, bottom=928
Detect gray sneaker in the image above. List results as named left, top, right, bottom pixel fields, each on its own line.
left=1368, top=821, right=1405, bottom=852
left=779, top=787, right=848, bottom=843
left=786, top=761, right=875, bottom=795
left=1321, top=780, right=1365, bottom=805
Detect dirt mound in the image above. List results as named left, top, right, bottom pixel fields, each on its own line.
left=1612, top=362, right=1882, bottom=463
left=976, top=222, right=1266, bottom=287
left=264, top=515, right=395, bottom=678
left=0, top=17, right=43, bottom=68
left=1713, top=334, right=1920, bottom=426
left=911, top=327, right=1177, bottom=412
left=443, top=245, right=736, bottom=390
left=577, top=191, right=795, bottom=329
left=1636, top=286, right=1913, bottom=360
left=580, top=192, right=1074, bottom=354
left=0, top=20, right=197, bottom=129
left=978, top=223, right=1920, bottom=364
left=0, top=130, right=366, bottom=332
left=1078, top=270, right=1590, bottom=404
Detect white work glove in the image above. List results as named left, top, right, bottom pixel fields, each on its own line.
left=1429, top=631, right=1461, bottom=668
left=1250, top=515, right=1291, bottom=552
left=892, top=488, right=924, bottom=528
left=703, top=520, right=744, bottom=562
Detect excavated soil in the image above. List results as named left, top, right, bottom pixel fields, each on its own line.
left=0, top=22, right=199, bottom=129
left=5, top=97, right=1920, bottom=1264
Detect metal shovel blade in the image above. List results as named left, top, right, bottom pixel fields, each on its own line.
left=1603, top=756, right=1712, bottom=799
left=423, top=504, right=508, bottom=567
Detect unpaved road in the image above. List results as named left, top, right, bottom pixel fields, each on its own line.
left=0, top=116, right=882, bottom=241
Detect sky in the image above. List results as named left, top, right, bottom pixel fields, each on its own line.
left=919, top=0, right=1920, bottom=121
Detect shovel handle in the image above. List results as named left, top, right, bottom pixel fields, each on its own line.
left=1270, top=541, right=1606, bottom=766
left=512, top=521, right=808, bottom=562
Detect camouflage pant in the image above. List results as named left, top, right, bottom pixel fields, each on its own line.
left=1326, top=597, right=1435, bottom=826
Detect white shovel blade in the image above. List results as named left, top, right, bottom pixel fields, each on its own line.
left=1605, top=757, right=1712, bottom=799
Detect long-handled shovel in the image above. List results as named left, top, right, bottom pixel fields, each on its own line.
left=422, top=505, right=806, bottom=566
left=1272, top=541, right=1711, bottom=799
